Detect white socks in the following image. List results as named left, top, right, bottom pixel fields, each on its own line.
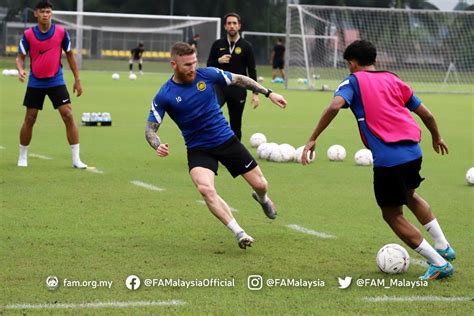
left=17, top=144, right=28, bottom=167
left=415, top=239, right=447, bottom=267
left=71, top=144, right=87, bottom=169
left=226, top=219, right=244, bottom=237
left=423, top=218, right=449, bottom=250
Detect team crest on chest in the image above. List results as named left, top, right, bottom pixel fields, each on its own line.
left=234, top=47, right=242, bottom=55
left=196, top=81, right=206, bottom=91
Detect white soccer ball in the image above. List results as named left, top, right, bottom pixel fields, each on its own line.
left=294, top=145, right=315, bottom=163
left=466, top=167, right=474, bottom=185
left=249, top=133, right=267, bottom=148
left=269, top=145, right=284, bottom=162
left=376, top=243, right=410, bottom=274
left=129, top=73, right=137, bottom=80
left=322, top=84, right=330, bottom=91
left=279, top=144, right=296, bottom=162
left=258, top=142, right=278, bottom=161
left=2, top=69, right=9, bottom=76
left=9, top=69, right=19, bottom=76
left=354, top=149, right=373, bottom=166
left=257, top=76, right=264, bottom=83
left=112, top=73, right=120, bottom=80
left=327, top=144, right=346, bottom=161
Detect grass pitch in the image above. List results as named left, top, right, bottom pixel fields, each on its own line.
left=1, top=56, right=473, bottom=314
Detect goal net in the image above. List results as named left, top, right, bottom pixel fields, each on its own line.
left=286, top=4, right=473, bottom=94
left=53, top=11, right=220, bottom=69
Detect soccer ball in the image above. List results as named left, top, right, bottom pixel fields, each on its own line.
left=2, top=69, right=8, bottom=76
left=249, top=133, right=267, bottom=148
left=279, top=144, right=296, bottom=162
left=376, top=243, right=410, bottom=274
left=257, top=76, right=265, bottom=83
left=9, top=69, right=19, bottom=76
left=257, top=142, right=278, bottom=161
left=129, top=73, right=137, bottom=80
left=294, top=145, right=315, bottom=163
left=354, top=149, right=373, bottom=166
left=269, top=146, right=283, bottom=162
left=466, top=167, right=474, bottom=185
left=327, top=144, right=346, bottom=161
left=322, top=84, right=330, bottom=91
left=112, top=73, right=120, bottom=80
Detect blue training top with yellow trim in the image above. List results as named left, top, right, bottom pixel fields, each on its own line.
left=148, top=67, right=235, bottom=149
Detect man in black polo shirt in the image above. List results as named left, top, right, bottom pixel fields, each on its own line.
left=207, top=12, right=258, bottom=140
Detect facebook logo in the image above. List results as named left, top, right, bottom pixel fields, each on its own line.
left=125, top=275, right=141, bottom=290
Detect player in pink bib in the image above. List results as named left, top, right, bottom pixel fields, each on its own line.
left=301, top=40, right=455, bottom=281
left=16, top=1, right=87, bottom=169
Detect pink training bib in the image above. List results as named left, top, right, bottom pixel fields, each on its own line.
left=353, top=71, right=421, bottom=143
left=24, top=24, right=65, bottom=79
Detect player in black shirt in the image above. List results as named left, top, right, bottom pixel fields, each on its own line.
left=129, top=42, right=144, bottom=74
left=207, top=13, right=259, bottom=140
left=271, top=38, right=285, bottom=80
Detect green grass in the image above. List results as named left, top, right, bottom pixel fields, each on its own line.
left=0, top=66, right=473, bottom=315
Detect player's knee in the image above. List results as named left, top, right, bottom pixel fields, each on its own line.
left=60, top=110, right=74, bottom=123
left=24, top=113, right=37, bottom=126
left=253, top=177, right=268, bottom=193
left=197, top=183, right=217, bottom=200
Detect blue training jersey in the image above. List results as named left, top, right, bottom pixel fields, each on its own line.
left=18, top=24, right=71, bottom=88
left=335, top=74, right=423, bottom=167
left=148, top=67, right=235, bottom=149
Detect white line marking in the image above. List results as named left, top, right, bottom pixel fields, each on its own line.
left=131, top=180, right=165, bottom=192
left=29, top=153, right=53, bottom=160
left=5, top=300, right=186, bottom=310
left=286, top=224, right=336, bottom=239
left=411, top=258, right=428, bottom=267
left=363, top=296, right=473, bottom=302
left=86, top=167, right=104, bottom=174
left=195, top=200, right=238, bottom=212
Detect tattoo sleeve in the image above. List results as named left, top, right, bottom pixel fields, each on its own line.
left=145, top=121, right=161, bottom=150
left=231, top=74, right=268, bottom=95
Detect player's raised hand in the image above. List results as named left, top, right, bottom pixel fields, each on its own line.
left=156, top=143, right=169, bottom=157
left=269, top=92, right=287, bottom=109
left=301, top=141, right=316, bottom=165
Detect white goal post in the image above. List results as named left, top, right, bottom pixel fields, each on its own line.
left=286, top=4, right=474, bottom=94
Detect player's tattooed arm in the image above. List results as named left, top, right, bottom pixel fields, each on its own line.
left=231, top=74, right=269, bottom=96
left=145, top=121, right=161, bottom=150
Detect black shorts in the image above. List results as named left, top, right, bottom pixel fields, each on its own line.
left=23, top=85, right=71, bottom=110
left=272, top=59, right=284, bottom=69
left=187, top=136, right=258, bottom=178
left=373, top=158, right=424, bottom=207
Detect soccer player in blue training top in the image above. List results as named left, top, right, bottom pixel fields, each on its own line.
left=301, top=40, right=455, bottom=280
left=145, top=42, right=287, bottom=249
left=16, top=0, right=87, bottom=169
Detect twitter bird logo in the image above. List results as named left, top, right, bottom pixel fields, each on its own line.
left=337, top=276, right=352, bottom=289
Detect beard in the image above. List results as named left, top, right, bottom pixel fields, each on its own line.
left=174, top=69, right=196, bottom=84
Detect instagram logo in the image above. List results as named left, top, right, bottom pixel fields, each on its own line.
left=247, top=275, right=263, bottom=291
